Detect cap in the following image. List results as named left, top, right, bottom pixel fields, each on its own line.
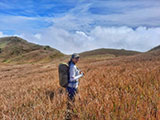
left=71, top=53, right=80, bottom=59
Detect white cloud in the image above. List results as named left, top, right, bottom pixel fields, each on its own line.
left=89, top=26, right=160, bottom=51
left=100, top=6, right=160, bottom=27
left=21, top=26, right=160, bottom=54
left=0, top=32, right=4, bottom=37
left=34, top=33, right=41, bottom=40
left=0, top=31, right=9, bottom=38
left=48, top=1, right=160, bottom=33
left=52, top=14, right=93, bottom=32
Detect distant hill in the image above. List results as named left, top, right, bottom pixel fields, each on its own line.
left=148, top=45, right=160, bottom=52
left=79, top=48, right=141, bottom=58
left=0, top=36, right=64, bottom=63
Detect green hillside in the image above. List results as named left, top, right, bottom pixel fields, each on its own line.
left=0, top=36, right=64, bottom=63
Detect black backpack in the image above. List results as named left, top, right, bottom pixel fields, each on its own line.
left=58, top=63, right=69, bottom=87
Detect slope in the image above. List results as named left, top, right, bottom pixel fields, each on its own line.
left=0, top=36, right=64, bottom=63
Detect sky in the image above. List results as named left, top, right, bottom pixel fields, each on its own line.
left=0, top=0, right=160, bottom=54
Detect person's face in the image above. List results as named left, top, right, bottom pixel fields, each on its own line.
left=72, top=57, right=80, bottom=64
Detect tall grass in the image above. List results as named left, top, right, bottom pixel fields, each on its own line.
left=0, top=55, right=159, bottom=120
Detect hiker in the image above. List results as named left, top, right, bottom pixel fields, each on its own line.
left=66, top=53, right=84, bottom=102
left=58, top=53, right=84, bottom=119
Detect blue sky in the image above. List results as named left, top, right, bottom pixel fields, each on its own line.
left=0, top=0, right=160, bottom=54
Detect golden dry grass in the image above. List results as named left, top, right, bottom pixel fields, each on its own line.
left=0, top=53, right=160, bottom=120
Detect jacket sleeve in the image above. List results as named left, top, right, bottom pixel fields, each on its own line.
left=69, top=66, right=83, bottom=82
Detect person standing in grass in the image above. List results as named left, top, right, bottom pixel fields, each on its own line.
left=65, top=53, right=84, bottom=120
left=67, top=53, right=84, bottom=102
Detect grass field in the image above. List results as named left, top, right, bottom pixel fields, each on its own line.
left=0, top=52, right=160, bottom=120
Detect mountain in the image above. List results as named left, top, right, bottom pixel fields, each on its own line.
left=2, top=36, right=158, bottom=64
left=79, top=48, right=141, bottom=58
left=0, top=36, right=64, bottom=63
left=148, top=45, right=160, bottom=52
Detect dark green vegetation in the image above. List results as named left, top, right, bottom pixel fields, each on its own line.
left=0, top=36, right=64, bottom=63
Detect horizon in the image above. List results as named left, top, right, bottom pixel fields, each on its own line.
left=0, top=0, right=160, bottom=54
left=0, top=35, right=154, bottom=55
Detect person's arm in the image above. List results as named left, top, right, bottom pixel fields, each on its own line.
left=69, top=66, right=83, bottom=82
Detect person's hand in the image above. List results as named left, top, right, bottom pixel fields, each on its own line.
left=80, top=71, right=84, bottom=76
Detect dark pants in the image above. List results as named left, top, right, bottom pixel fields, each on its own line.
left=65, top=87, right=78, bottom=120
left=66, top=87, right=78, bottom=102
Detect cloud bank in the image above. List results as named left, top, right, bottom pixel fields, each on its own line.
left=20, top=26, right=160, bottom=54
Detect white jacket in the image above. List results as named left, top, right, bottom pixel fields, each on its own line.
left=68, top=62, right=83, bottom=88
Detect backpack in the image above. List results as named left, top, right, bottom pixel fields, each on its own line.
left=58, top=63, right=69, bottom=87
